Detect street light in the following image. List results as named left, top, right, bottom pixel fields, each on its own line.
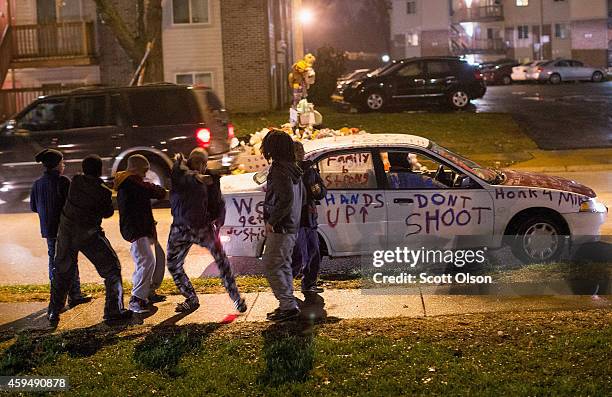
left=298, top=8, right=314, bottom=25
left=381, top=54, right=390, bottom=63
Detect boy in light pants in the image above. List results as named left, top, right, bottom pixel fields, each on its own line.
left=115, top=155, right=168, bottom=313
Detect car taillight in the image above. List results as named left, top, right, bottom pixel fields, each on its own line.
left=227, top=123, right=235, bottom=140
left=536, top=67, right=543, bottom=72
left=196, top=128, right=211, bottom=148
left=474, top=70, right=483, bottom=80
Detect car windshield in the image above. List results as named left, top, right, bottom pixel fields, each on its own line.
left=368, top=62, right=399, bottom=77
left=429, top=143, right=501, bottom=184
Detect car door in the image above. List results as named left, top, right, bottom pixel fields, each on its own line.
left=554, top=60, right=571, bottom=79
left=0, top=97, right=69, bottom=193
left=569, top=60, right=587, bottom=80
left=60, top=94, right=124, bottom=179
left=381, top=148, right=495, bottom=250
left=423, top=60, right=457, bottom=96
left=391, top=61, right=427, bottom=102
left=314, top=149, right=386, bottom=255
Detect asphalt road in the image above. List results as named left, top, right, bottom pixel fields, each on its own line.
left=474, top=81, right=612, bottom=150
left=0, top=171, right=609, bottom=286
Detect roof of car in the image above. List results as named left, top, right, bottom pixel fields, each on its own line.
left=41, top=83, right=207, bottom=99
left=302, top=133, right=430, bottom=154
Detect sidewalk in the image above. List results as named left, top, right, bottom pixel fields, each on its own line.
left=0, top=290, right=609, bottom=335
left=471, top=148, right=612, bottom=172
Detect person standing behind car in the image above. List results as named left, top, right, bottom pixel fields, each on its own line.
left=48, top=155, right=132, bottom=326
left=261, top=130, right=306, bottom=322
left=291, top=141, right=327, bottom=293
left=30, top=149, right=91, bottom=308
left=114, top=155, right=168, bottom=314
left=166, top=148, right=246, bottom=314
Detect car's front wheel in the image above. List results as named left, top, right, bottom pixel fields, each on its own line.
left=448, top=90, right=470, bottom=110
left=502, top=75, right=512, bottom=85
left=591, top=71, right=604, bottom=82
left=549, top=73, right=562, bottom=85
left=0, top=189, right=28, bottom=205
left=510, top=216, right=566, bottom=264
left=364, top=92, right=385, bottom=111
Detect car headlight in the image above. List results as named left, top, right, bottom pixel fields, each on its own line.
left=351, top=81, right=363, bottom=89
left=579, top=198, right=608, bottom=213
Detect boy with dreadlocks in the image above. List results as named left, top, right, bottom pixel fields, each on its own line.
left=261, top=130, right=306, bottom=322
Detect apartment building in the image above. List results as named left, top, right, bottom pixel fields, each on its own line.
left=391, top=0, right=611, bottom=67
left=0, top=0, right=302, bottom=119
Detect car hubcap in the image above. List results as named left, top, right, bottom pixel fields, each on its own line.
left=452, top=92, right=469, bottom=108
left=593, top=73, right=602, bottom=82
left=367, top=94, right=383, bottom=110
left=551, top=75, right=560, bottom=84
left=523, top=222, right=559, bottom=261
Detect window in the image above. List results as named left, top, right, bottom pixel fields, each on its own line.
left=172, top=0, right=209, bottom=24
left=406, top=1, right=416, bottom=14
left=427, top=61, right=452, bottom=77
left=71, top=96, right=109, bottom=128
left=176, top=72, right=213, bottom=87
left=554, top=23, right=568, bottom=39
left=555, top=60, right=570, bottom=67
left=570, top=60, right=584, bottom=67
left=517, top=25, right=529, bottom=39
left=317, top=151, right=377, bottom=190
left=17, top=99, right=67, bottom=132
left=406, top=31, right=419, bottom=46
left=396, top=62, right=423, bottom=77
left=516, top=0, right=528, bottom=6
left=128, top=90, right=197, bottom=126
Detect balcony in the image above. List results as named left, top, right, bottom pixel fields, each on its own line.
left=10, top=21, right=96, bottom=68
left=452, top=5, right=504, bottom=23
left=451, top=38, right=506, bottom=55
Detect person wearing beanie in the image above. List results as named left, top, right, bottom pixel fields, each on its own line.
left=30, top=149, right=91, bottom=309
left=48, top=155, right=131, bottom=326
left=114, top=154, right=168, bottom=314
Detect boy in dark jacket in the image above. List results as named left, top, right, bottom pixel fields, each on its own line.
left=48, top=155, right=131, bottom=326
left=261, top=131, right=306, bottom=322
left=291, top=141, right=327, bottom=293
left=30, top=149, right=90, bottom=308
left=114, top=155, right=167, bottom=314
left=166, top=148, right=246, bottom=313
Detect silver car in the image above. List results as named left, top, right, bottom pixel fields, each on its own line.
left=535, top=59, right=606, bottom=84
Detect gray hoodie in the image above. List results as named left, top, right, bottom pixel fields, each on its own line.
left=263, top=161, right=305, bottom=234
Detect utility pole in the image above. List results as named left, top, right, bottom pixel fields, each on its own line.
left=539, top=0, right=544, bottom=60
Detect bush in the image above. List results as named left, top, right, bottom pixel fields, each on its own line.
left=308, top=47, right=346, bottom=106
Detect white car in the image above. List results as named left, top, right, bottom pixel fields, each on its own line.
left=220, top=134, right=607, bottom=264
left=512, top=60, right=549, bottom=81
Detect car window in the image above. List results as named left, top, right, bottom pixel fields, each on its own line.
left=396, top=62, right=423, bottom=78
left=555, top=60, right=570, bottom=67
left=427, top=61, right=453, bottom=77
left=317, top=151, right=377, bottom=190
left=16, top=98, right=67, bottom=132
left=128, top=89, right=197, bottom=126
left=570, top=60, right=584, bottom=67
left=71, top=95, right=109, bottom=128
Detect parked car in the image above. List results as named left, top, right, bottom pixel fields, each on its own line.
left=219, top=134, right=607, bottom=264
left=534, top=59, right=606, bottom=84
left=337, top=69, right=370, bottom=85
left=332, top=57, right=486, bottom=111
left=511, top=60, right=549, bottom=81
left=483, top=61, right=520, bottom=85
left=0, top=83, right=236, bottom=203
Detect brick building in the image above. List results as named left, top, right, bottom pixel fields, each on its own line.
left=391, top=0, right=612, bottom=68
left=0, top=0, right=303, bottom=119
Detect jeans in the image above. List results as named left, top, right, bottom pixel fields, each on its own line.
left=130, top=237, right=165, bottom=301
left=291, top=227, right=321, bottom=290
left=46, top=238, right=83, bottom=301
left=263, top=232, right=298, bottom=311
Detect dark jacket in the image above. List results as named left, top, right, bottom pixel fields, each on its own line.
left=299, top=160, right=327, bottom=228
left=61, top=174, right=114, bottom=231
left=170, top=159, right=226, bottom=229
left=263, top=161, right=305, bottom=234
left=114, top=171, right=166, bottom=242
left=30, top=169, right=70, bottom=238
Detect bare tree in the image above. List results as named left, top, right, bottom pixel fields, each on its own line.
left=94, top=0, right=163, bottom=83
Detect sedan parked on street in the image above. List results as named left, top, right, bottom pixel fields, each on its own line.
left=219, top=134, right=607, bottom=264
left=483, top=61, right=519, bottom=85
left=512, top=60, right=549, bottom=81
left=534, top=59, right=606, bottom=84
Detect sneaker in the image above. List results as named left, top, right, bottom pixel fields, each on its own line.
left=234, top=298, right=247, bottom=313
left=267, top=308, right=301, bottom=322
left=266, top=307, right=281, bottom=319
left=47, top=311, right=60, bottom=327
left=128, top=297, right=150, bottom=314
left=67, top=294, right=93, bottom=308
left=104, top=309, right=133, bottom=324
left=175, top=299, right=200, bottom=313
left=148, top=293, right=167, bottom=303
left=301, top=286, right=324, bottom=293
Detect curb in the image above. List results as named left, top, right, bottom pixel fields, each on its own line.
left=512, top=164, right=612, bottom=173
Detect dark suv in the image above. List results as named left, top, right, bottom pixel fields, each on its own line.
left=0, top=84, right=235, bottom=203
left=332, top=57, right=486, bottom=111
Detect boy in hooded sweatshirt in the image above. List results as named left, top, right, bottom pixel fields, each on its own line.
left=114, top=155, right=168, bottom=314
left=30, top=148, right=91, bottom=308
left=261, top=130, right=306, bottom=322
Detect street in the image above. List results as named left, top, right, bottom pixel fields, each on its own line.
left=474, top=82, right=612, bottom=150
left=0, top=170, right=609, bottom=285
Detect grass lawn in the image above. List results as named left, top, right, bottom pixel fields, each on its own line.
left=231, top=107, right=537, bottom=157
left=0, top=310, right=609, bottom=395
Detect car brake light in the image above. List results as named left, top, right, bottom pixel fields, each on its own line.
left=227, top=123, right=235, bottom=140
left=196, top=128, right=211, bottom=148
left=474, top=70, right=483, bottom=80
left=536, top=67, right=543, bottom=72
